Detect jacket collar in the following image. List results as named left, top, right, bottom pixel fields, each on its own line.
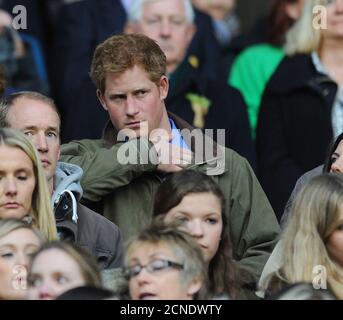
left=167, top=57, right=209, bottom=103
left=101, top=112, right=227, bottom=175
left=267, top=54, right=335, bottom=94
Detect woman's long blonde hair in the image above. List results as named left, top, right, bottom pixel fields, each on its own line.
left=0, top=128, right=57, bottom=240
left=277, top=173, right=343, bottom=299
left=284, top=0, right=325, bottom=55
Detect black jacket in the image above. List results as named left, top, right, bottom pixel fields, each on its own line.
left=55, top=192, right=124, bottom=270
left=256, top=54, right=336, bottom=220
left=167, top=59, right=256, bottom=168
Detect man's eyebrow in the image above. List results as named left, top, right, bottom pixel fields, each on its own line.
left=20, top=125, right=60, bottom=133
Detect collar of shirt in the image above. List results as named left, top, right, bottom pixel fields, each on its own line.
left=120, top=0, right=131, bottom=13
left=169, top=118, right=190, bottom=150
left=311, top=51, right=328, bottom=76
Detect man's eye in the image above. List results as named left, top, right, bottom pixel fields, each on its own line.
left=47, top=132, right=57, bottom=138
left=146, top=18, right=159, bottom=24
left=24, top=132, right=34, bottom=136
left=56, top=275, right=68, bottom=284
left=1, top=252, right=13, bottom=258
left=171, top=19, right=184, bottom=25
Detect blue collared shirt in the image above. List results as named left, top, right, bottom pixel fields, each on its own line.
left=169, top=118, right=190, bottom=150
left=311, top=51, right=343, bottom=138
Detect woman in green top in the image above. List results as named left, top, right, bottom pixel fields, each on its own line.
left=228, top=0, right=304, bottom=138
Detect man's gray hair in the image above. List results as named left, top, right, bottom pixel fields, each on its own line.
left=127, top=0, right=195, bottom=24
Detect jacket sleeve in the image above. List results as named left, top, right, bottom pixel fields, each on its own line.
left=256, top=89, right=303, bottom=220
left=226, top=152, right=280, bottom=283
left=60, top=138, right=158, bottom=202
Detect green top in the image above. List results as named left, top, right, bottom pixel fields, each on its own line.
left=229, top=44, right=285, bottom=139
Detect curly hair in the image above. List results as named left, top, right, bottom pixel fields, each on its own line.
left=90, top=33, right=166, bottom=94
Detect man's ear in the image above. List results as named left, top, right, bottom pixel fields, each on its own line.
left=158, top=76, right=169, bottom=100
left=97, top=89, right=108, bottom=111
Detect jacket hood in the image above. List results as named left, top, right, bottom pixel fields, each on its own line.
left=52, top=162, right=84, bottom=205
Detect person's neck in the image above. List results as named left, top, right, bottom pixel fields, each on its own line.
left=320, top=40, right=343, bottom=85
left=167, top=62, right=178, bottom=76
left=160, top=107, right=172, bottom=136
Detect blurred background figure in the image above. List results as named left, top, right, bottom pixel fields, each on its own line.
left=192, top=0, right=239, bottom=49
left=0, top=128, right=57, bottom=241
left=27, top=241, right=104, bottom=300
left=256, top=0, right=343, bottom=221
left=125, top=221, right=207, bottom=300
left=229, top=0, right=305, bottom=139
left=0, top=9, right=48, bottom=95
left=0, top=219, right=44, bottom=300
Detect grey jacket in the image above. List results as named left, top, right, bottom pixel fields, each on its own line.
left=53, top=162, right=124, bottom=269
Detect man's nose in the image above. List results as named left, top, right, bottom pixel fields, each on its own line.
left=34, top=132, right=48, bottom=153
left=160, top=20, right=172, bottom=37
left=126, top=96, right=139, bottom=116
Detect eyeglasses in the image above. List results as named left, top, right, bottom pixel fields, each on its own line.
left=125, top=259, right=184, bottom=279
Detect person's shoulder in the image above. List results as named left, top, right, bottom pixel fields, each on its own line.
left=61, top=138, right=105, bottom=151
left=77, top=203, right=120, bottom=236
left=237, top=43, right=284, bottom=62
left=266, top=53, right=313, bottom=93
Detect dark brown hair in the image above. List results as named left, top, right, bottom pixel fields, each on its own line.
left=323, top=132, right=343, bottom=173
left=153, top=170, right=241, bottom=299
left=267, top=0, right=300, bottom=46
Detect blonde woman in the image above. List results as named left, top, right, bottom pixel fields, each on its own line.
left=0, top=128, right=57, bottom=240
left=256, top=0, right=343, bottom=220
left=264, top=173, right=343, bottom=299
left=0, top=219, right=44, bottom=300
